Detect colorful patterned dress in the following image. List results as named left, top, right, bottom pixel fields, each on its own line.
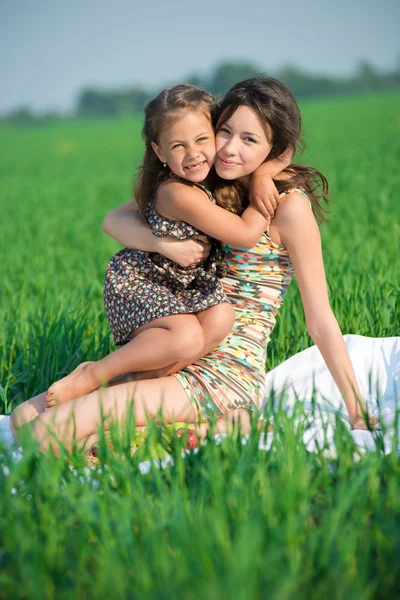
left=174, top=189, right=309, bottom=421
left=104, top=181, right=228, bottom=345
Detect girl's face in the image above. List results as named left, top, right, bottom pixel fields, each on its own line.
left=215, top=105, right=273, bottom=185
left=151, top=111, right=216, bottom=183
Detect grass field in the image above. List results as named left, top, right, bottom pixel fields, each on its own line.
left=0, top=91, right=399, bottom=598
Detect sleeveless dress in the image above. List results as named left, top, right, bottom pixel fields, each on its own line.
left=174, top=189, right=310, bottom=421
left=104, top=181, right=228, bottom=346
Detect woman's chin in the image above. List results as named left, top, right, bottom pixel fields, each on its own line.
left=215, top=166, right=237, bottom=180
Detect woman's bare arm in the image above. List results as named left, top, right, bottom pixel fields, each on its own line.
left=275, top=193, right=371, bottom=425
left=102, top=200, right=211, bottom=267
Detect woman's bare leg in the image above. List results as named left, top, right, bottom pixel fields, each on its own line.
left=194, top=408, right=252, bottom=440
left=28, top=376, right=197, bottom=454
left=10, top=391, right=47, bottom=439
left=46, top=314, right=206, bottom=408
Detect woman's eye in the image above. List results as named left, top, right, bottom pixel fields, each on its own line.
left=217, top=127, right=230, bottom=134
left=244, top=137, right=257, bottom=143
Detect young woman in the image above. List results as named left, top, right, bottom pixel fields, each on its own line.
left=10, top=76, right=378, bottom=453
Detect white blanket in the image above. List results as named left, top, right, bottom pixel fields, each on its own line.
left=261, top=334, right=399, bottom=456
left=1, top=335, right=399, bottom=458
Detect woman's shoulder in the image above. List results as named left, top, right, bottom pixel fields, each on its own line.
left=267, top=190, right=312, bottom=246
left=277, top=188, right=310, bottom=210
left=273, top=189, right=314, bottom=231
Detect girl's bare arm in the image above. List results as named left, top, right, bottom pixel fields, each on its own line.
left=275, top=193, right=369, bottom=425
left=156, top=183, right=269, bottom=249
left=249, top=147, right=294, bottom=218
left=102, top=200, right=211, bottom=267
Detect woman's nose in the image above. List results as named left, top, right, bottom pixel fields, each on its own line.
left=221, top=136, right=237, bottom=156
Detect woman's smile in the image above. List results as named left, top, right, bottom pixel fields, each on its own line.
left=215, top=105, right=273, bottom=181
left=216, top=156, right=241, bottom=167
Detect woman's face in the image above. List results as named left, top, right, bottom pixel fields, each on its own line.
left=215, top=105, right=273, bottom=184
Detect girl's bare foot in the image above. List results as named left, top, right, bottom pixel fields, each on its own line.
left=351, top=414, right=380, bottom=430
left=46, top=361, right=100, bottom=408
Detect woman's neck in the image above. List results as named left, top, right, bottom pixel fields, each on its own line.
left=237, top=175, right=250, bottom=191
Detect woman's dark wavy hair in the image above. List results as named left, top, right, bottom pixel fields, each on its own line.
left=213, top=76, right=329, bottom=221
left=134, top=84, right=219, bottom=219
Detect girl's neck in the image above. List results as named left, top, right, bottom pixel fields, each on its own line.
left=170, top=172, right=209, bottom=187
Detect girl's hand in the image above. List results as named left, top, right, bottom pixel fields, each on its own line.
left=249, top=176, right=280, bottom=220
left=157, top=235, right=211, bottom=267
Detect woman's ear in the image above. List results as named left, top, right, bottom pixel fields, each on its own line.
left=151, top=141, right=166, bottom=165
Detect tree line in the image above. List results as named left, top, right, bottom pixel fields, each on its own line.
left=4, top=59, right=400, bottom=123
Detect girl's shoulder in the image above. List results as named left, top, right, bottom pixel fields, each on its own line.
left=156, top=176, right=213, bottom=204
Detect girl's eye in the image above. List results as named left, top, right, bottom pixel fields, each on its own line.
left=171, top=143, right=182, bottom=149
left=217, top=127, right=230, bottom=134
left=244, top=137, right=257, bottom=144
left=197, top=137, right=208, bottom=143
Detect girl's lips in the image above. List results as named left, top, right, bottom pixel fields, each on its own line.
left=184, top=161, right=206, bottom=172
left=217, top=156, right=240, bottom=167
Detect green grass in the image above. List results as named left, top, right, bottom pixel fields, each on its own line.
left=0, top=92, right=399, bottom=598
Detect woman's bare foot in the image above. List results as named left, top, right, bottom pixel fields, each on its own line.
left=46, top=361, right=100, bottom=408
left=176, top=428, right=199, bottom=451
left=351, top=414, right=380, bottom=430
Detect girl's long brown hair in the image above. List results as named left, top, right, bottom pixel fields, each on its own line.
left=134, top=84, right=218, bottom=219
left=213, top=76, right=329, bottom=221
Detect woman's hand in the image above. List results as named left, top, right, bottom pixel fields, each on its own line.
left=249, top=176, right=280, bottom=220
left=157, top=235, right=211, bottom=267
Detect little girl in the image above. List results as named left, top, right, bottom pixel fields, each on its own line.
left=46, top=84, right=289, bottom=407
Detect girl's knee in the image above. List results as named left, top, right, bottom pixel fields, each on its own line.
left=172, top=319, right=205, bottom=360
left=203, top=304, right=235, bottom=348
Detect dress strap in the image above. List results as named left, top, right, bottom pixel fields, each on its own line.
left=279, top=187, right=309, bottom=199
left=278, top=187, right=312, bottom=208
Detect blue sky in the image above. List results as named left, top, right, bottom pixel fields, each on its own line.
left=1, top=0, right=399, bottom=114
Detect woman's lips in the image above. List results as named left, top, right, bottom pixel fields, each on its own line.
left=217, top=156, right=240, bottom=167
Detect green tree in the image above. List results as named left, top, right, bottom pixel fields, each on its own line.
left=208, top=62, right=262, bottom=96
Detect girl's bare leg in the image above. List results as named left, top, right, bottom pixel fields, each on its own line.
left=123, top=303, right=236, bottom=381
left=46, top=303, right=234, bottom=408
left=46, top=314, right=206, bottom=408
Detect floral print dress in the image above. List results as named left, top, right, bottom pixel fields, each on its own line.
left=104, top=181, right=228, bottom=345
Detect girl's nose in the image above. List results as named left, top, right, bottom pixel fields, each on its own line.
left=187, top=145, right=201, bottom=159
